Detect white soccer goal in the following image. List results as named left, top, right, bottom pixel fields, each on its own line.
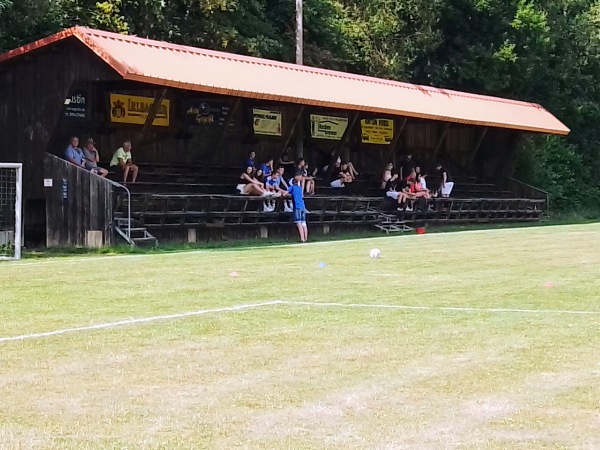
left=0, top=163, right=22, bottom=260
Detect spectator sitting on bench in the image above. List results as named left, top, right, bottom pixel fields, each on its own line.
left=237, top=166, right=269, bottom=196
left=83, top=138, right=108, bottom=177
left=266, top=169, right=287, bottom=196
left=435, top=163, right=454, bottom=198
left=410, top=174, right=432, bottom=200
left=330, top=162, right=354, bottom=189
left=381, top=162, right=394, bottom=189
left=273, top=166, right=294, bottom=212
left=260, top=157, right=274, bottom=177
left=255, top=168, right=265, bottom=185
left=415, top=166, right=428, bottom=190
left=65, top=136, right=85, bottom=169
left=344, top=160, right=359, bottom=179
left=302, top=161, right=315, bottom=195
left=384, top=173, right=410, bottom=211
left=110, top=140, right=138, bottom=183
left=292, top=158, right=312, bottom=194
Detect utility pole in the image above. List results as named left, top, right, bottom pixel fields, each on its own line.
left=296, top=0, right=303, bottom=66
left=295, top=0, right=304, bottom=158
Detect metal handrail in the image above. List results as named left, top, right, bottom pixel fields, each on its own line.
left=105, top=178, right=131, bottom=242
left=501, top=176, right=550, bottom=209
left=44, top=153, right=133, bottom=244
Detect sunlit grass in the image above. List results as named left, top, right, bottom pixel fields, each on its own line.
left=1, top=223, right=599, bottom=448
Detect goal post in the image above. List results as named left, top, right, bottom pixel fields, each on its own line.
left=0, top=163, right=22, bottom=260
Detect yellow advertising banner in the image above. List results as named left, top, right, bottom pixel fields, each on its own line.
left=110, top=94, right=170, bottom=127
left=360, top=118, right=394, bottom=144
left=310, top=114, right=348, bottom=140
left=252, top=108, right=282, bottom=136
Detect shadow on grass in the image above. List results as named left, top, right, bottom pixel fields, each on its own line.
left=22, top=214, right=598, bottom=259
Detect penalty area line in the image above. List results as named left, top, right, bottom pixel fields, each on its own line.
left=0, top=301, right=283, bottom=344
left=3, top=299, right=599, bottom=345
left=280, top=301, right=600, bottom=316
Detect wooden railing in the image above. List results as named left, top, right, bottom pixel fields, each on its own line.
left=500, top=176, right=550, bottom=210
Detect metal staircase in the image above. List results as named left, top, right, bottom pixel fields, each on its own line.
left=114, top=213, right=158, bottom=247
left=374, top=211, right=413, bottom=234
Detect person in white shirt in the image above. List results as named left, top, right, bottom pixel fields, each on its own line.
left=381, top=162, right=394, bottom=189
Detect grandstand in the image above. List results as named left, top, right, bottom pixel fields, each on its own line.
left=0, top=27, right=568, bottom=248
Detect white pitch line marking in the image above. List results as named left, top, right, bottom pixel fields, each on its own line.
left=280, top=301, right=600, bottom=316
left=3, top=299, right=599, bottom=345
left=0, top=301, right=283, bottom=344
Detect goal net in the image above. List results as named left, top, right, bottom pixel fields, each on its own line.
left=0, top=163, right=22, bottom=260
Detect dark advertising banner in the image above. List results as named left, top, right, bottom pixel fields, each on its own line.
left=64, top=91, right=88, bottom=120
left=183, top=100, right=231, bottom=126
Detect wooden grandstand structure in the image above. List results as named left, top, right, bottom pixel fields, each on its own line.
left=0, top=27, right=568, bottom=247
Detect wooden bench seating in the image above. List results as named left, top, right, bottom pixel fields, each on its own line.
left=383, top=197, right=546, bottom=223
left=109, top=164, right=547, bottom=231
left=115, top=194, right=383, bottom=229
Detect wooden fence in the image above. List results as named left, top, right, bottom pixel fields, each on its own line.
left=44, top=153, right=114, bottom=247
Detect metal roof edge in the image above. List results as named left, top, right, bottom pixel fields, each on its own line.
left=71, top=27, right=131, bottom=77
left=123, top=73, right=571, bottom=136
left=0, top=27, right=571, bottom=136
left=0, top=27, right=78, bottom=63
left=0, top=26, right=130, bottom=77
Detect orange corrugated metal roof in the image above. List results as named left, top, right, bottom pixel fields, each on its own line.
left=0, top=27, right=570, bottom=135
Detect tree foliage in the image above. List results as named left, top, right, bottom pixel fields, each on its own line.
left=1, top=0, right=599, bottom=211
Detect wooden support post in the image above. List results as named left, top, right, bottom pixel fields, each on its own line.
left=86, top=230, right=103, bottom=248
left=426, top=123, right=450, bottom=173
left=136, top=88, right=168, bottom=149
left=326, top=112, right=359, bottom=179
left=278, top=105, right=305, bottom=163
left=467, top=127, right=488, bottom=169
left=382, top=117, right=407, bottom=169
left=259, top=226, right=269, bottom=239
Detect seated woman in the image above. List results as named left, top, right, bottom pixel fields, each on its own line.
left=416, top=172, right=430, bottom=193
left=384, top=174, right=410, bottom=211
left=255, top=168, right=265, bottom=185
left=236, top=166, right=269, bottom=196
left=345, top=160, right=359, bottom=179
left=381, top=162, right=394, bottom=189
left=410, top=175, right=431, bottom=200
left=302, top=162, right=315, bottom=195
left=414, top=168, right=428, bottom=190
left=330, top=162, right=354, bottom=188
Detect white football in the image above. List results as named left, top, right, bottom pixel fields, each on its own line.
left=369, top=248, right=381, bottom=259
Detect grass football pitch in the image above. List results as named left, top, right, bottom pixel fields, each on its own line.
left=1, top=224, right=600, bottom=449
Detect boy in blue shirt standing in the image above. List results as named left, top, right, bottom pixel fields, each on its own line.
left=288, top=177, right=308, bottom=243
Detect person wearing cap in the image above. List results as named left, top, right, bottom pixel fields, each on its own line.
left=83, top=138, right=108, bottom=177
